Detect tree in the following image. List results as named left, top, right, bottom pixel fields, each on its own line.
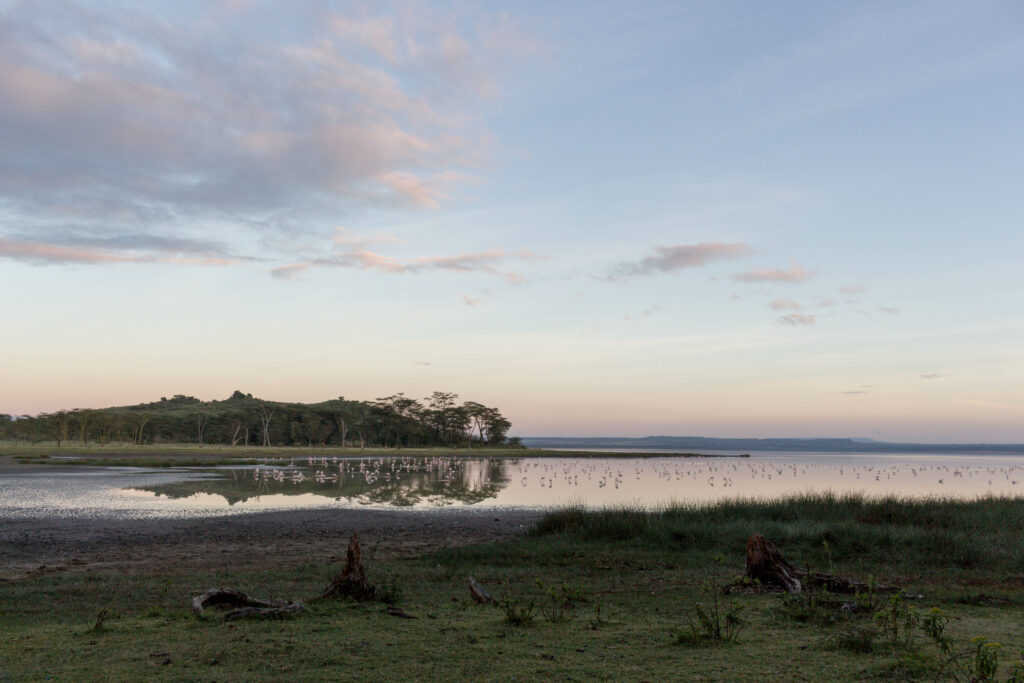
left=73, top=409, right=93, bottom=446
left=483, top=408, right=511, bottom=445
left=256, top=401, right=275, bottom=447
left=48, top=410, right=74, bottom=447
left=424, top=392, right=459, bottom=445
left=464, top=402, right=490, bottom=444
left=195, top=410, right=210, bottom=446
left=122, top=411, right=152, bottom=444
left=374, top=394, right=422, bottom=447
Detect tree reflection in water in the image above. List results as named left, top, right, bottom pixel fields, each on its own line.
left=135, top=456, right=516, bottom=507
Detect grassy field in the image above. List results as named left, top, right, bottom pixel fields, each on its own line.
left=1, top=494, right=1023, bottom=681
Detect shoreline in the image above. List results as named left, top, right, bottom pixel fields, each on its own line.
left=0, top=504, right=544, bottom=581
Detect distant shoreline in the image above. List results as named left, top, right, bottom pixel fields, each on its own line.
left=520, top=436, right=1024, bottom=455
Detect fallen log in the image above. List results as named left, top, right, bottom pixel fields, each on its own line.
left=321, top=532, right=376, bottom=601
left=192, top=587, right=275, bottom=614
left=191, top=587, right=303, bottom=621
left=799, top=570, right=897, bottom=595
left=468, top=576, right=492, bottom=604
left=743, top=534, right=897, bottom=594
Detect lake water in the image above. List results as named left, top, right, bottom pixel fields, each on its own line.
left=2, top=450, right=1023, bottom=520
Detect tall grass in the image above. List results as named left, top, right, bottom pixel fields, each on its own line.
left=533, top=493, right=1024, bottom=577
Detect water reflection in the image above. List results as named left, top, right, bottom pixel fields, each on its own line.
left=132, top=452, right=1024, bottom=511
left=138, top=456, right=510, bottom=508
left=3, top=452, right=1023, bottom=520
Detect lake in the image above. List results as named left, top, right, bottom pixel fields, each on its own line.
left=3, top=450, right=1023, bottom=520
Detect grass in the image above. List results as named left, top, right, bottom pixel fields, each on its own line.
left=533, top=493, right=1024, bottom=583
left=2, top=495, right=1023, bottom=681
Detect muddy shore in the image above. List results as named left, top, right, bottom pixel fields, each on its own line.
left=1, top=504, right=543, bottom=581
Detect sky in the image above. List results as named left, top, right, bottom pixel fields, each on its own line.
left=1, top=0, right=1022, bottom=442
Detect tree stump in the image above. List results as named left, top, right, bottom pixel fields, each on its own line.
left=745, top=534, right=802, bottom=592
left=743, top=534, right=898, bottom=594
left=321, top=532, right=376, bottom=601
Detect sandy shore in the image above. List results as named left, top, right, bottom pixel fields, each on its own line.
left=0, top=506, right=544, bottom=581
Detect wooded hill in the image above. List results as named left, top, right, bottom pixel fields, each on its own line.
left=0, top=391, right=512, bottom=449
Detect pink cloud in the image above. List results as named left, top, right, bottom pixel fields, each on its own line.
left=282, top=234, right=538, bottom=284
left=331, top=227, right=399, bottom=249
left=840, top=284, right=866, bottom=295
left=0, top=238, right=136, bottom=265
left=769, top=298, right=801, bottom=311
left=734, top=263, right=815, bottom=283
left=611, top=242, right=752, bottom=280
left=0, top=237, right=238, bottom=267
left=778, top=313, right=816, bottom=326
left=0, top=4, right=534, bottom=256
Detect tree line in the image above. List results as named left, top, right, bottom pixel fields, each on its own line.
left=0, top=391, right=514, bottom=449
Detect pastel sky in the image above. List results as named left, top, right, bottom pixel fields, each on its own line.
left=2, top=0, right=1022, bottom=442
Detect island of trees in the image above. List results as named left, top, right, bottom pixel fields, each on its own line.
left=0, top=391, right=513, bottom=449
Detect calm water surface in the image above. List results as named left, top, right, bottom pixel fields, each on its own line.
left=2, top=451, right=1023, bottom=519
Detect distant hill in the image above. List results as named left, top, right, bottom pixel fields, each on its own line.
left=520, top=436, right=1024, bottom=454
left=1, top=391, right=511, bottom=449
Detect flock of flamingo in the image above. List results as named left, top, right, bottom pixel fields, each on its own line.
left=234, top=454, right=1024, bottom=505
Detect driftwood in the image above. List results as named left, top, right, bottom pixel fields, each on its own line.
left=192, top=587, right=275, bottom=613
left=321, top=532, right=376, bottom=601
left=744, top=534, right=897, bottom=594
left=468, top=576, right=493, bottom=604
left=192, top=587, right=303, bottom=621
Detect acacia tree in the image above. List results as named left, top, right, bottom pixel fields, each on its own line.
left=463, top=402, right=489, bottom=444
left=73, top=409, right=93, bottom=446
left=326, top=397, right=358, bottom=448
left=424, top=391, right=460, bottom=445
left=256, top=401, right=275, bottom=447
left=122, top=412, right=152, bottom=444
left=195, top=410, right=210, bottom=446
left=374, top=394, right=422, bottom=447
left=483, top=408, right=511, bottom=445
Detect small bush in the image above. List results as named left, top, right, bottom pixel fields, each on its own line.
left=498, top=588, right=536, bottom=626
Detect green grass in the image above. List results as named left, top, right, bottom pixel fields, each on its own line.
left=533, top=493, right=1024, bottom=583
left=2, top=495, right=1023, bottom=681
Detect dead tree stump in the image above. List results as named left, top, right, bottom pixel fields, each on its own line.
left=743, top=534, right=898, bottom=594
left=321, top=532, right=376, bottom=601
left=745, top=534, right=802, bottom=592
